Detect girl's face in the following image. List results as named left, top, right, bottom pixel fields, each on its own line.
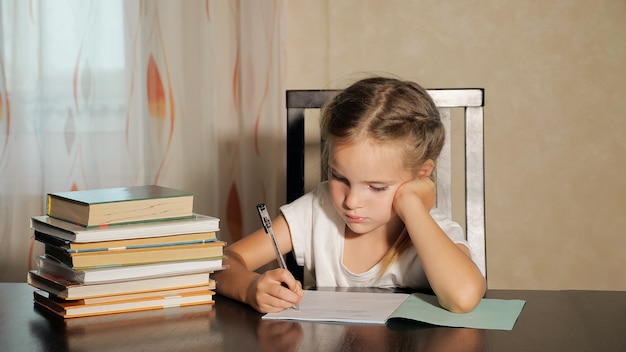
left=328, top=138, right=415, bottom=237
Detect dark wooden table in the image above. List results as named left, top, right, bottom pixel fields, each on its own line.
left=1, top=283, right=624, bottom=351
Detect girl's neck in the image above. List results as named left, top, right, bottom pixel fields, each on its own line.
left=342, top=220, right=405, bottom=274
left=343, top=222, right=403, bottom=245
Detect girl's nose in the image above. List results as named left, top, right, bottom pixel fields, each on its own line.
left=343, top=187, right=363, bottom=209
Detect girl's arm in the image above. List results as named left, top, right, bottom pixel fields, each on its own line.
left=212, top=215, right=303, bottom=313
left=394, top=177, right=486, bottom=313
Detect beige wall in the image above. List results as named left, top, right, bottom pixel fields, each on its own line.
left=284, top=0, right=626, bottom=290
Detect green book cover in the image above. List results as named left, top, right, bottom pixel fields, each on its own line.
left=47, top=185, right=195, bottom=205
left=46, top=185, right=196, bottom=227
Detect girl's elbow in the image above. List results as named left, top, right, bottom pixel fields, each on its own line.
left=447, top=294, right=481, bottom=314
left=445, top=279, right=487, bottom=313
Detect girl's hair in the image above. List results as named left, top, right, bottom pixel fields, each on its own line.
left=319, top=77, right=445, bottom=277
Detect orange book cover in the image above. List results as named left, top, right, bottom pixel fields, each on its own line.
left=34, top=289, right=215, bottom=318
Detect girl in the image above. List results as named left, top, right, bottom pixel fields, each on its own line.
left=213, top=77, right=486, bottom=313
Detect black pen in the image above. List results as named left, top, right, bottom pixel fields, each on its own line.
left=256, top=203, right=299, bottom=310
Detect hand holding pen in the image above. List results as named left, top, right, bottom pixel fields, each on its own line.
left=256, top=203, right=300, bottom=310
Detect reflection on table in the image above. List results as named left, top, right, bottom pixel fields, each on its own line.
left=1, top=283, right=625, bottom=352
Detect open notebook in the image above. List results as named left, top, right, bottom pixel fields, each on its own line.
left=263, top=290, right=525, bottom=331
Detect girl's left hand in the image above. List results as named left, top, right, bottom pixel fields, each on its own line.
left=393, top=176, right=436, bottom=219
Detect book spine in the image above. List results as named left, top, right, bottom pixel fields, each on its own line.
left=46, top=194, right=52, bottom=216
left=36, top=256, right=86, bottom=283
left=34, top=231, right=69, bottom=248
left=63, top=239, right=219, bottom=253
left=44, top=245, right=73, bottom=267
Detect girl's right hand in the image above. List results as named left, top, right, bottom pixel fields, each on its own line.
left=246, top=268, right=303, bottom=313
left=393, top=176, right=436, bottom=221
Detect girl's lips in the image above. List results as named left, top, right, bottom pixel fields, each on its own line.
left=345, top=214, right=366, bottom=223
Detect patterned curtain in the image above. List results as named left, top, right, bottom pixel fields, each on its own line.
left=0, top=0, right=285, bottom=282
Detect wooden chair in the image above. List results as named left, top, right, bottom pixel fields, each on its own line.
left=285, top=88, right=486, bottom=281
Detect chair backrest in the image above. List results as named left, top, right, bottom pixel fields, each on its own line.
left=286, top=88, right=486, bottom=278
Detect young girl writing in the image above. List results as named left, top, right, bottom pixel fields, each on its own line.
left=213, top=77, right=486, bottom=313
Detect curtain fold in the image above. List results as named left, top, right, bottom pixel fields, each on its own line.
left=0, top=0, right=285, bottom=282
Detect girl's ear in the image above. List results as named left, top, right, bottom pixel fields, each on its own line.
left=416, top=159, right=435, bottom=178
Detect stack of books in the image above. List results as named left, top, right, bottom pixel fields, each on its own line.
left=27, top=185, right=225, bottom=319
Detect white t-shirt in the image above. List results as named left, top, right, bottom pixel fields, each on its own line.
left=280, top=182, right=471, bottom=289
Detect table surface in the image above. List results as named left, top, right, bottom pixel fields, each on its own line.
left=1, top=283, right=625, bottom=352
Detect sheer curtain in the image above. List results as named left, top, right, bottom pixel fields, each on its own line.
left=0, top=0, right=285, bottom=282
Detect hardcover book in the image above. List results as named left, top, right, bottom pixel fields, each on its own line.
left=36, top=255, right=225, bottom=284
left=34, top=231, right=218, bottom=252
left=34, top=288, right=215, bottom=318
left=30, top=214, right=220, bottom=243
left=60, top=286, right=216, bottom=305
left=46, top=185, right=195, bottom=227
left=27, top=270, right=215, bottom=299
left=44, top=241, right=226, bottom=268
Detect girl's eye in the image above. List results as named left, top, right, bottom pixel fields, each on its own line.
left=331, top=172, right=348, bottom=184
left=370, top=185, right=388, bottom=192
